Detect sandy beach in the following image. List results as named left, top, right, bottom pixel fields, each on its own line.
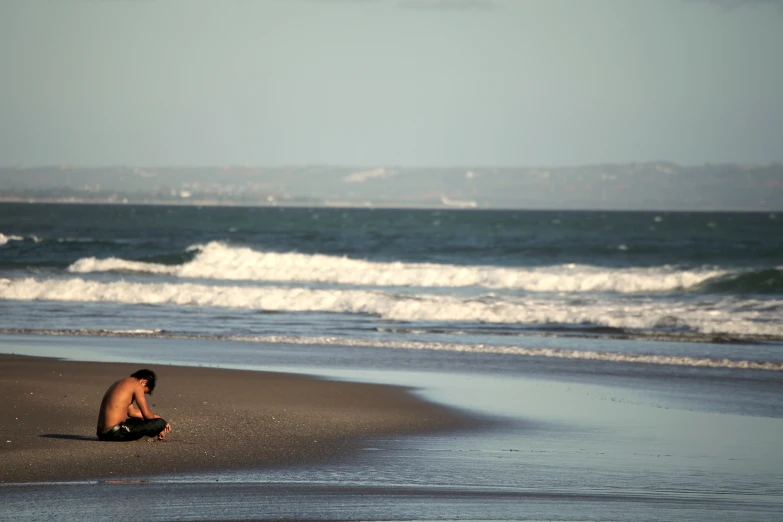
left=1, top=335, right=783, bottom=521
left=0, top=353, right=466, bottom=484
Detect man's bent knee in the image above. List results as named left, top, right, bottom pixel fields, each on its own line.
left=150, top=418, right=167, bottom=434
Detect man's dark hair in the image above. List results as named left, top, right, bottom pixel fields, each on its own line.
left=131, top=369, right=157, bottom=394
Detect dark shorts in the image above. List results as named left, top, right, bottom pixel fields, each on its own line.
left=97, top=418, right=168, bottom=442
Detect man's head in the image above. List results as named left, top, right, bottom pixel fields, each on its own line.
left=131, top=369, right=157, bottom=394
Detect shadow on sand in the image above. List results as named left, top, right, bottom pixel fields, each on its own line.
left=40, top=434, right=97, bottom=441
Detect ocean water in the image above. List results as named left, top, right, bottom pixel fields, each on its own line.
left=1, top=202, right=782, bottom=369
left=2, top=202, right=783, bottom=521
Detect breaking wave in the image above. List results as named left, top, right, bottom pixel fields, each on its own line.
left=1, top=276, right=781, bottom=337
left=0, top=233, right=26, bottom=246
left=694, top=268, right=783, bottom=295
left=64, top=241, right=737, bottom=294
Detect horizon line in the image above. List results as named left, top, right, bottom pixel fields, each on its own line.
left=3, top=160, right=783, bottom=170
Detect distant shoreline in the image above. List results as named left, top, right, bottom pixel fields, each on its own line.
left=3, top=162, right=781, bottom=212
left=0, top=196, right=778, bottom=213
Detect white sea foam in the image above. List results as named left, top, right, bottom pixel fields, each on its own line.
left=2, top=277, right=781, bottom=337
left=0, top=233, right=24, bottom=246
left=6, top=325, right=778, bottom=371
left=228, top=335, right=783, bottom=372
left=67, top=241, right=726, bottom=294
left=68, top=257, right=177, bottom=275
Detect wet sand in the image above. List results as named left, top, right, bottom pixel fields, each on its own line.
left=2, top=336, right=783, bottom=521
left=0, top=354, right=466, bottom=483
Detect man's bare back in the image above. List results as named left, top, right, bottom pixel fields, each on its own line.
left=96, top=369, right=171, bottom=441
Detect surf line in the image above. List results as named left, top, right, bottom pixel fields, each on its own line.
left=2, top=328, right=781, bottom=372
left=237, top=335, right=783, bottom=372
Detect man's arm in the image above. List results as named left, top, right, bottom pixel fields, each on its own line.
left=127, top=404, right=144, bottom=418
left=132, top=384, right=158, bottom=420
left=128, top=403, right=163, bottom=420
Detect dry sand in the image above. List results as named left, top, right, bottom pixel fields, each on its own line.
left=0, top=354, right=466, bottom=483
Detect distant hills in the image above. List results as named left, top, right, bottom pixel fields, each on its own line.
left=1, top=163, right=781, bottom=211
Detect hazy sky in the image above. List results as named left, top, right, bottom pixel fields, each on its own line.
left=1, top=0, right=781, bottom=167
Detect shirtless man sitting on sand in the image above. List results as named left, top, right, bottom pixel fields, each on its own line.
left=96, top=369, right=172, bottom=442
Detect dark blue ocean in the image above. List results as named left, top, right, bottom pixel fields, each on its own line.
left=3, top=202, right=783, bottom=521
left=1, top=202, right=782, bottom=370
